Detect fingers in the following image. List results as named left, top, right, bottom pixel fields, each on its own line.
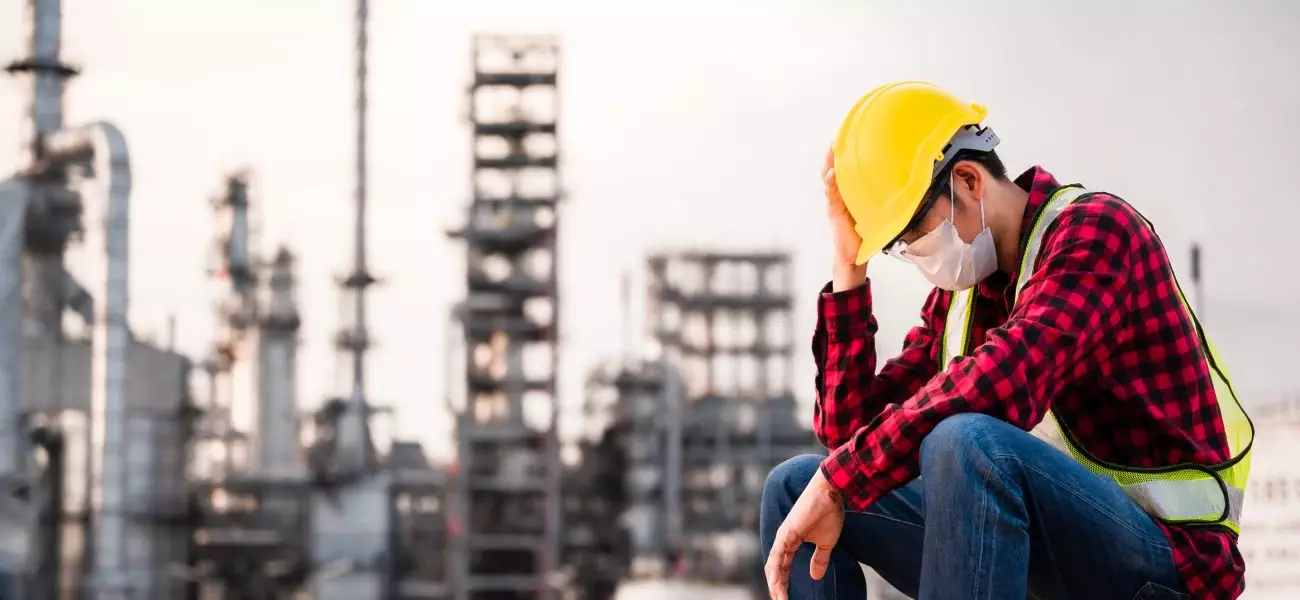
left=764, top=533, right=786, bottom=600
left=765, top=526, right=800, bottom=600
left=824, top=167, right=843, bottom=211
left=809, top=543, right=833, bottom=581
left=826, top=177, right=853, bottom=228
left=823, top=148, right=839, bottom=200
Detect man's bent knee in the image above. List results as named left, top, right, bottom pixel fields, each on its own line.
left=761, top=454, right=824, bottom=511
left=920, top=413, right=1016, bottom=469
left=760, top=454, right=824, bottom=550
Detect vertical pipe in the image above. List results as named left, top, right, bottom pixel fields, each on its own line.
left=258, top=335, right=296, bottom=472
left=19, top=0, right=66, bottom=172
left=451, top=412, right=469, bottom=600
left=0, top=179, right=29, bottom=477
left=545, top=146, right=562, bottom=600
left=662, top=356, right=682, bottom=558
left=447, top=306, right=468, bottom=600
left=351, top=0, right=369, bottom=396
left=43, top=124, right=133, bottom=599
left=14, top=5, right=78, bottom=430
left=653, top=261, right=683, bottom=559
left=0, top=184, right=29, bottom=598
left=258, top=249, right=300, bottom=475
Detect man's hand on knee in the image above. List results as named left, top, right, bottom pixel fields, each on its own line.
left=764, top=468, right=846, bottom=599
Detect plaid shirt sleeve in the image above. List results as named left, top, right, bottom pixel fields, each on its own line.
left=820, top=200, right=1137, bottom=510
left=811, top=279, right=943, bottom=449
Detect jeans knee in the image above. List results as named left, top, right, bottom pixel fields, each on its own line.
left=920, top=413, right=1006, bottom=471
left=760, top=454, right=823, bottom=545
left=762, top=454, right=823, bottom=512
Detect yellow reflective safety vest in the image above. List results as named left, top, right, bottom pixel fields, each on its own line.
left=938, top=185, right=1254, bottom=533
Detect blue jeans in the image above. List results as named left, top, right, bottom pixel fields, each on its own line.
left=759, top=414, right=1190, bottom=599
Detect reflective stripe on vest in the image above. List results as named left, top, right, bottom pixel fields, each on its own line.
left=937, top=185, right=1254, bottom=533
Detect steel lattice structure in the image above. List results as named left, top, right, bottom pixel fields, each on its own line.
left=449, top=34, right=563, bottom=600
left=646, top=251, right=819, bottom=586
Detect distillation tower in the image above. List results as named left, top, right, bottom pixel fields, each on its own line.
left=1, top=0, right=192, bottom=598
left=448, top=34, right=563, bottom=600
left=184, top=172, right=312, bottom=598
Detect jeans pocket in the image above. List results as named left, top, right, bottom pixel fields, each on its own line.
left=1132, top=581, right=1191, bottom=600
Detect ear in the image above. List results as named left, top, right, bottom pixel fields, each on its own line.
left=950, top=161, right=985, bottom=207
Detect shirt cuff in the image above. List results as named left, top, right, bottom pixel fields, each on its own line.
left=818, top=442, right=876, bottom=512
left=817, top=278, right=875, bottom=339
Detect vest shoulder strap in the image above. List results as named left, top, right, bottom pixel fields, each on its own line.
left=941, top=185, right=1096, bottom=366
left=1011, top=185, right=1095, bottom=304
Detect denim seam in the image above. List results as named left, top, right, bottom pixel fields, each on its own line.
left=975, top=484, right=989, bottom=600
left=856, top=511, right=926, bottom=532
left=990, top=453, right=1163, bottom=547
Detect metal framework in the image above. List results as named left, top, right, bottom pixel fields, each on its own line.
left=560, top=409, right=632, bottom=600
left=575, top=360, right=668, bottom=580
left=449, top=33, right=563, bottom=600
left=646, top=251, right=816, bottom=584
left=195, top=173, right=258, bottom=481
left=322, top=0, right=379, bottom=483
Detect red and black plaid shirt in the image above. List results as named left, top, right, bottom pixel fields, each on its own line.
left=812, top=166, right=1245, bottom=598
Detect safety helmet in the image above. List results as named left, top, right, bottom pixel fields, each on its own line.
left=832, top=81, right=994, bottom=265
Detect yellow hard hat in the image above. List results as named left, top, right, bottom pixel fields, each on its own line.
left=833, top=81, right=992, bottom=265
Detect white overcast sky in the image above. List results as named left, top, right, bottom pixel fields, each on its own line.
left=2, top=0, right=1299, bottom=460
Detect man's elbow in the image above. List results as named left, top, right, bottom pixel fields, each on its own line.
left=814, top=428, right=836, bottom=451
left=813, top=421, right=856, bottom=451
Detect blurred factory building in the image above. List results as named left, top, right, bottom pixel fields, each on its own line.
left=1, top=1, right=1298, bottom=599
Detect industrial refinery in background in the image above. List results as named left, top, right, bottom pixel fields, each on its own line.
left=0, top=0, right=821, bottom=598
left=1, top=1, right=1299, bottom=599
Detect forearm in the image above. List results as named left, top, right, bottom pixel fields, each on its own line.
left=812, top=280, right=938, bottom=449
left=821, top=325, right=1054, bottom=510
left=832, top=261, right=868, bottom=293
left=813, top=321, right=880, bottom=448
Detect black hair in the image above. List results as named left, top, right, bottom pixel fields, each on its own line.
left=921, top=148, right=1009, bottom=212
left=885, top=148, right=1010, bottom=247
left=930, top=148, right=1009, bottom=197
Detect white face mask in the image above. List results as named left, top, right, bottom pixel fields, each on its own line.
left=900, top=174, right=998, bottom=291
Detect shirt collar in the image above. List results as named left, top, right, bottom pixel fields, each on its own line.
left=976, top=165, right=1061, bottom=302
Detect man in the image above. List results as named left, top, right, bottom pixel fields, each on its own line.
left=760, top=81, right=1252, bottom=600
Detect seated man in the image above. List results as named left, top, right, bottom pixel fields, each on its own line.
left=760, top=81, right=1252, bottom=600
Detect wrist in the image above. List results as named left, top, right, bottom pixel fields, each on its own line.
left=831, top=262, right=868, bottom=292
left=814, top=466, right=844, bottom=504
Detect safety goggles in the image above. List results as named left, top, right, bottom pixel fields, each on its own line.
left=882, top=179, right=948, bottom=263
left=880, top=125, right=1000, bottom=263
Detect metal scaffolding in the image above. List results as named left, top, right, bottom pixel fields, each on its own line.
left=0, top=0, right=195, bottom=597
left=560, top=399, right=633, bottom=599
left=646, top=250, right=817, bottom=585
left=195, top=173, right=258, bottom=481
left=574, top=360, right=670, bottom=580
left=388, top=443, right=451, bottom=599
left=448, top=33, right=563, bottom=600
left=185, top=172, right=304, bottom=599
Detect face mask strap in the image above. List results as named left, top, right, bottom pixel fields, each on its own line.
left=948, top=171, right=956, bottom=225
left=948, top=170, right=987, bottom=232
